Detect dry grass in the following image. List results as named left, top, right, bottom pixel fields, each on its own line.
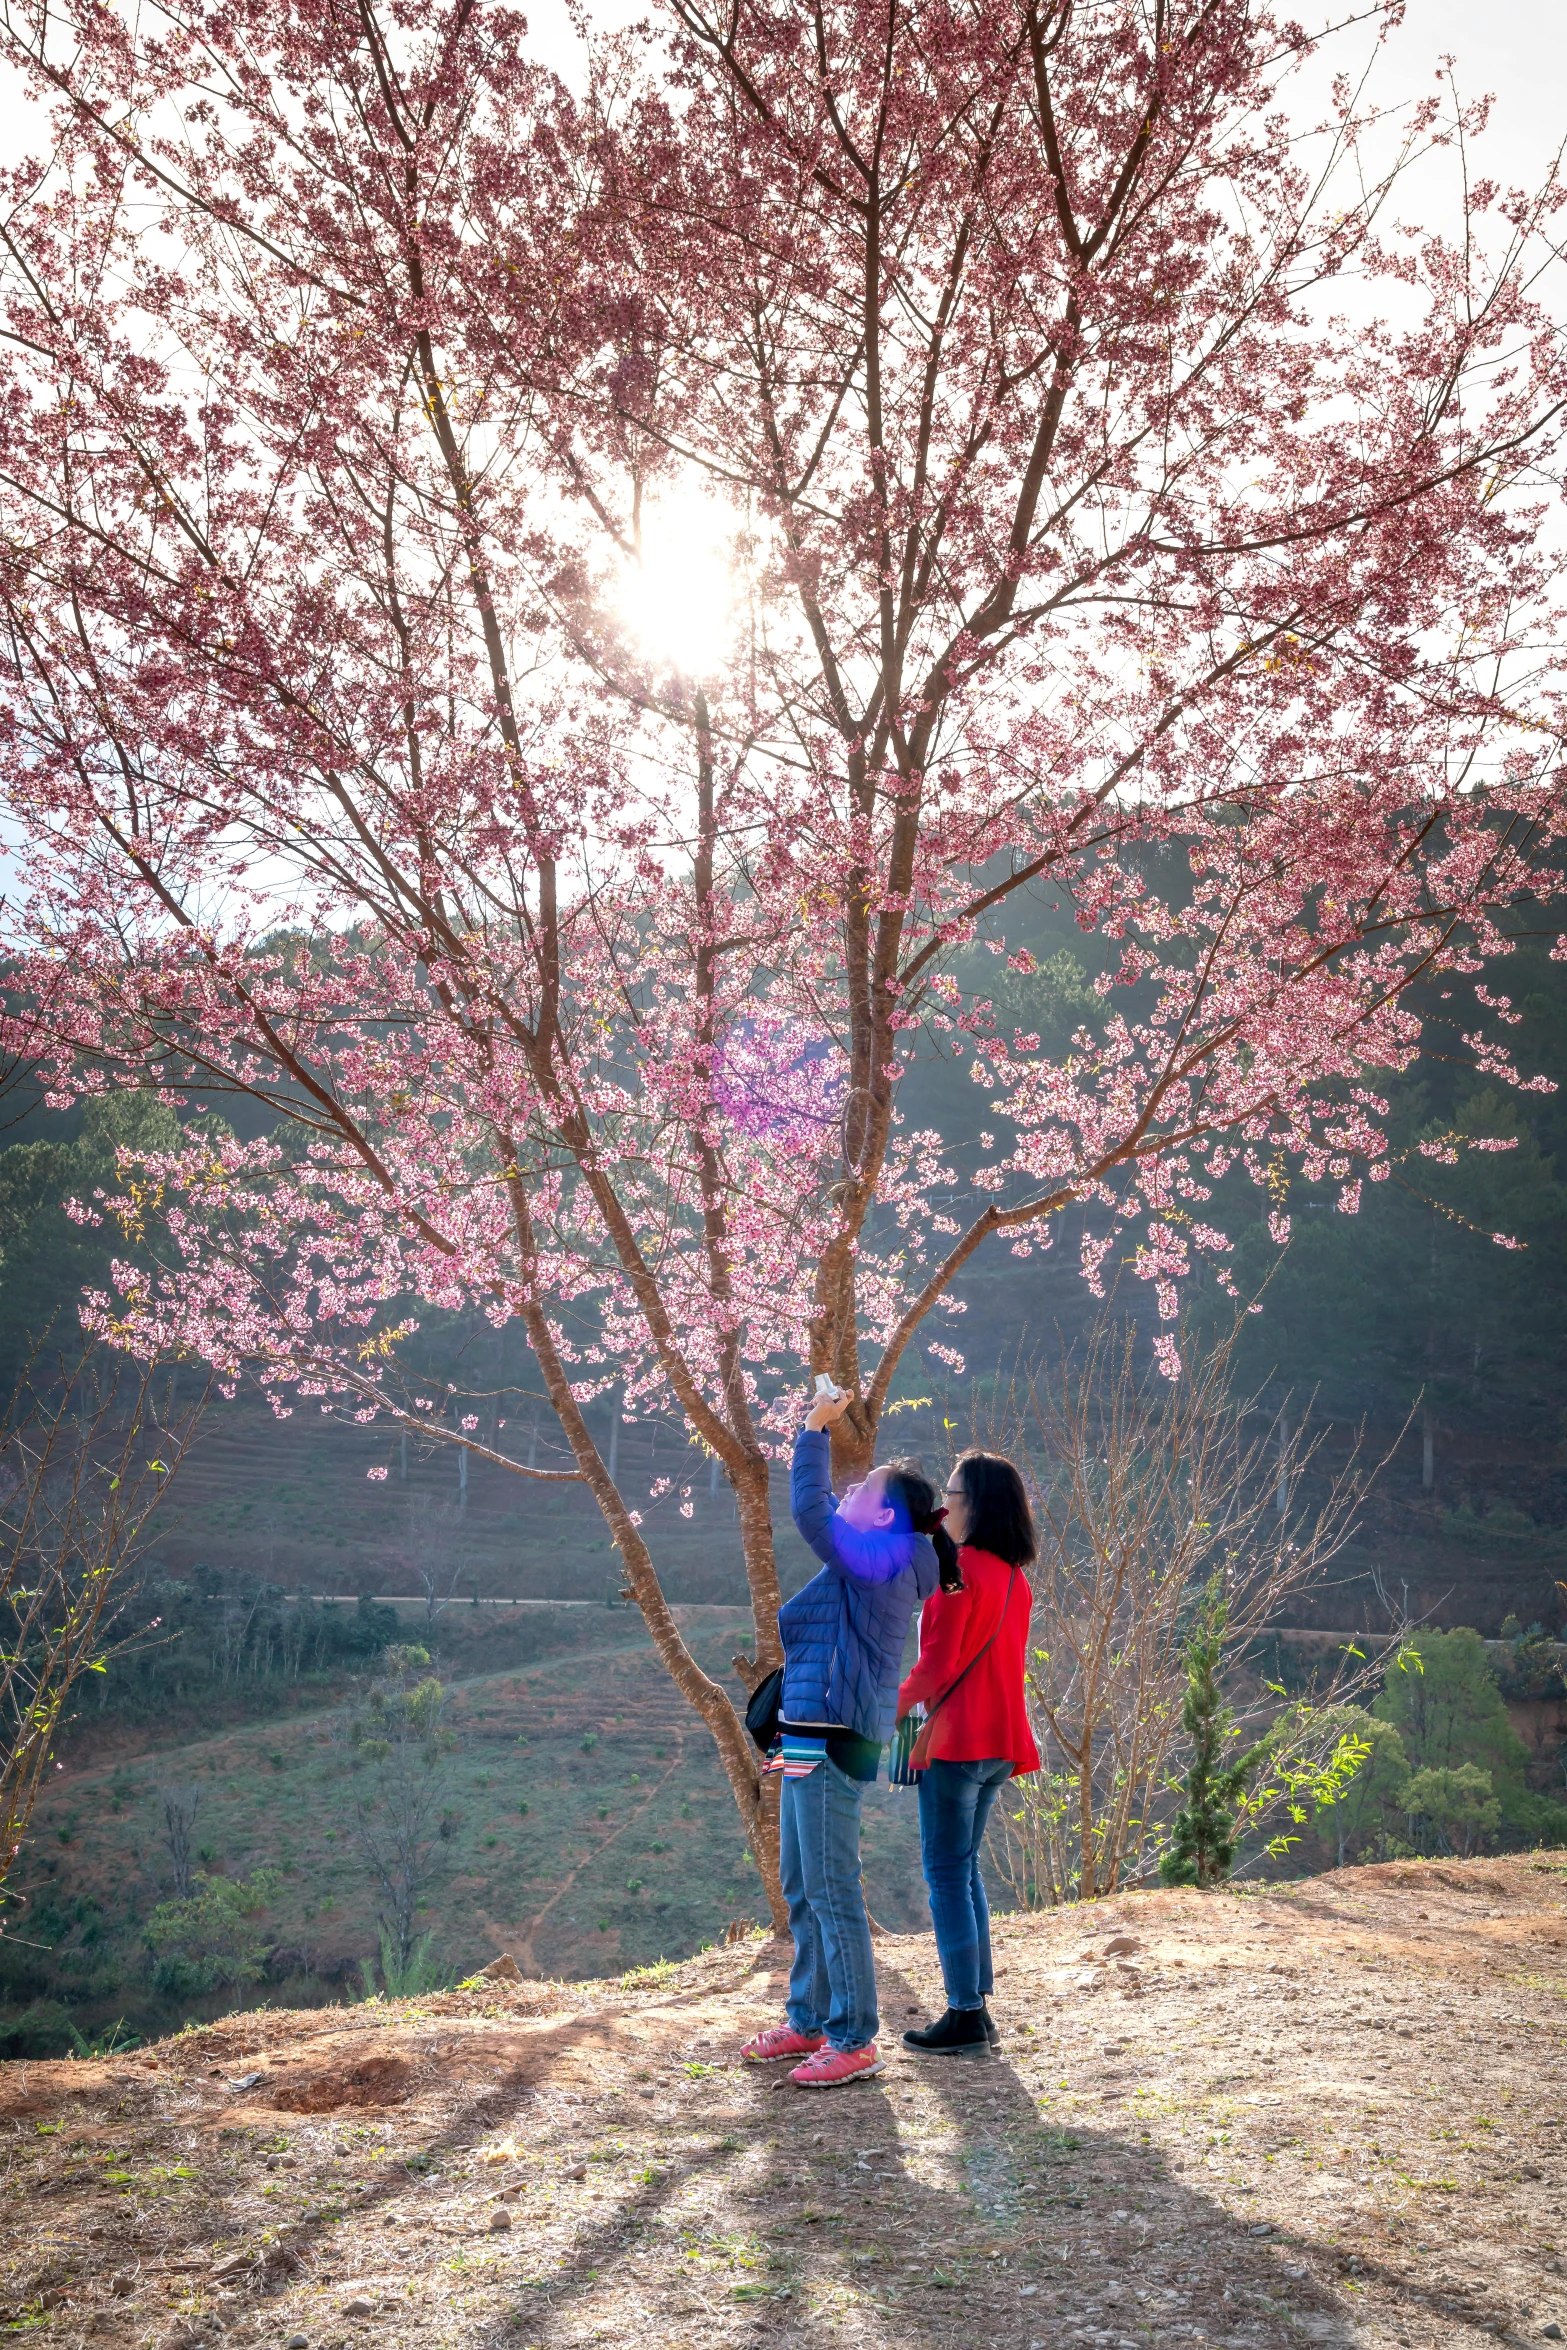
left=1, top=1854, right=1563, bottom=2350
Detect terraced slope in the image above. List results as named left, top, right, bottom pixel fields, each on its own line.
left=141, top=1393, right=820, bottom=1606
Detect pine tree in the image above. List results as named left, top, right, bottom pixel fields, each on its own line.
left=1160, top=1593, right=1270, bottom=1888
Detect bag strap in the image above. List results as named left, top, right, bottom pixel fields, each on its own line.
left=914, top=1564, right=1018, bottom=1732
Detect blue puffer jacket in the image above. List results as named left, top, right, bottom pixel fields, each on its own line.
left=778, top=1429, right=939, bottom=1745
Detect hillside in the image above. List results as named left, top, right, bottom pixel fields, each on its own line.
left=102, top=1390, right=793, bottom=1609
left=0, top=1855, right=1562, bottom=2349
left=10, top=1608, right=928, bottom=2047
left=100, top=1374, right=1567, bottom=1636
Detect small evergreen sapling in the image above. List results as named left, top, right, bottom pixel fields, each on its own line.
left=1160, top=1595, right=1270, bottom=1888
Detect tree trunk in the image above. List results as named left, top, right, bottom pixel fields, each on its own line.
left=500, top=1177, right=789, bottom=1930
left=1078, top=1723, right=1096, bottom=1901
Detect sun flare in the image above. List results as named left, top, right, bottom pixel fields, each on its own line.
left=616, top=478, right=738, bottom=678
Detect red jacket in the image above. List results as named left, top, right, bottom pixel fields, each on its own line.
left=898, top=1546, right=1039, bottom=1774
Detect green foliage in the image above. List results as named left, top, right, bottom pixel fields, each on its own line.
left=1491, top=1784, right=1567, bottom=1846
left=348, top=1652, right=445, bottom=1765
left=1492, top=1620, right=1566, bottom=1702
left=1373, top=1629, right=1528, bottom=1792
left=77, top=1579, right=398, bottom=1733
left=1403, top=1764, right=1502, bottom=1856
left=0, top=2000, right=81, bottom=2059
left=65, top=2016, right=140, bottom=2058
left=1288, top=1634, right=1567, bottom=1860
left=359, top=1925, right=445, bottom=2000
left=143, top=1869, right=281, bottom=1997
left=1312, top=1714, right=1412, bottom=1863
left=622, top=1958, right=678, bottom=1990
left=344, top=1652, right=454, bottom=1972
left=1238, top=1713, right=1374, bottom=1864
left=0, top=1095, right=185, bottom=1386
left=1159, top=1592, right=1270, bottom=1888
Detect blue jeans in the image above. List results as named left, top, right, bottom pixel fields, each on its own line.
left=917, top=1757, right=1014, bottom=2010
left=779, top=1761, right=879, bottom=2052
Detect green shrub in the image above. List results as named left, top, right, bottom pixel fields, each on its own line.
left=1373, top=1629, right=1529, bottom=1786
left=144, top=1869, right=281, bottom=1996
left=1498, top=1785, right=1567, bottom=1846
left=1159, top=1592, right=1268, bottom=1888
left=1493, top=1621, right=1566, bottom=1702
left=358, top=1926, right=445, bottom=2000
left=1313, top=1714, right=1411, bottom=1864
left=1403, top=1764, right=1501, bottom=1857
left=0, top=2000, right=79, bottom=2059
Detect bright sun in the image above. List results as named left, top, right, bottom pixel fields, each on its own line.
left=616, top=477, right=738, bottom=678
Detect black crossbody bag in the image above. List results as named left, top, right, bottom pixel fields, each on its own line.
left=744, top=1666, right=785, bottom=1756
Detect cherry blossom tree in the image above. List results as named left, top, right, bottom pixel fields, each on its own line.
left=1, top=0, right=1564, bottom=1917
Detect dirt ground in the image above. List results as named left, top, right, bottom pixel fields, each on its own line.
left=0, top=1854, right=1563, bottom=2350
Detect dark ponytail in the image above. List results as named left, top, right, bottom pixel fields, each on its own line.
left=883, top=1457, right=963, bottom=1591
left=929, top=1522, right=963, bottom=1591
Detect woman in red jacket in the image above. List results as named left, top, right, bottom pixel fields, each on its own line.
left=897, top=1449, right=1040, bottom=2056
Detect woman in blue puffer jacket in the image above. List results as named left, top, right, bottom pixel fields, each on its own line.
left=741, top=1383, right=941, bottom=2089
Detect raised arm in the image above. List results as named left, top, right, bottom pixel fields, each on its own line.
left=790, top=1425, right=846, bottom=1566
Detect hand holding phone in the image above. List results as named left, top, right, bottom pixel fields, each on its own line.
left=805, top=1372, right=851, bottom=1429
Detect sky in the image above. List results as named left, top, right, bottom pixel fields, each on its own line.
left=479, top=1, right=1567, bottom=184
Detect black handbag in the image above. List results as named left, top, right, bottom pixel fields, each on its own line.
left=744, top=1666, right=785, bottom=1756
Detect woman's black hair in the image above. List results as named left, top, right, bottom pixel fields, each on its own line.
left=950, top=1449, right=1037, bottom=1566
left=881, top=1457, right=936, bottom=1523
left=882, top=1458, right=964, bottom=1590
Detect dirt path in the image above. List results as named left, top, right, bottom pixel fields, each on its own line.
left=1, top=1853, right=1562, bottom=2350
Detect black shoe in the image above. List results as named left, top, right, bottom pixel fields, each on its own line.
left=902, top=2006, right=992, bottom=2056
left=980, top=2003, right=1000, bottom=2047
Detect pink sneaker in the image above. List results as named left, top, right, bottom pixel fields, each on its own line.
left=741, top=2024, right=826, bottom=2063
left=790, top=2041, right=883, bottom=2089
